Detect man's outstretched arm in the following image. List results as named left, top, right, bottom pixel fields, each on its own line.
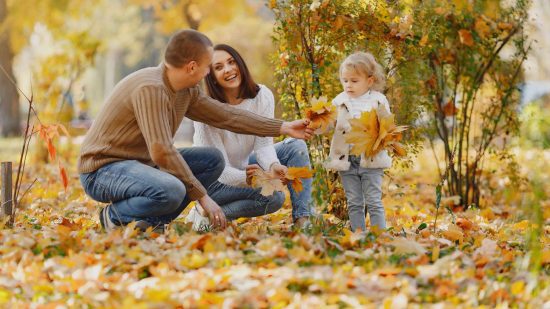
left=186, top=87, right=313, bottom=140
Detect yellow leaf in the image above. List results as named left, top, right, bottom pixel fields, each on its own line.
left=347, top=104, right=408, bottom=157
left=346, top=110, right=379, bottom=156
left=0, top=289, right=10, bottom=304
left=511, top=281, right=525, bottom=295
left=513, top=220, right=529, bottom=230
left=442, top=224, right=463, bottom=243
left=181, top=253, right=208, bottom=269
left=305, top=96, right=336, bottom=133
left=419, top=35, right=428, bottom=46
left=432, top=245, right=440, bottom=261
left=285, top=167, right=314, bottom=193
left=145, top=289, right=171, bottom=302
left=474, top=17, right=491, bottom=39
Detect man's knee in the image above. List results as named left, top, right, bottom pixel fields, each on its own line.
left=158, top=179, right=186, bottom=213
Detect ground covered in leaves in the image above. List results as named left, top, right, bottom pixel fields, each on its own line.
left=0, top=145, right=548, bottom=308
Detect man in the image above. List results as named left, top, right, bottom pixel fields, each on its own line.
left=78, top=29, right=312, bottom=232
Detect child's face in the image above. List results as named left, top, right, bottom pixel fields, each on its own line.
left=340, top=68, right=374, bottom=98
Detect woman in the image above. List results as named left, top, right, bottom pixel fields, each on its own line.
left=191, top=44, right=313, bottom=228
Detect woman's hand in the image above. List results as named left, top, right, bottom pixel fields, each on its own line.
left=198, top=195, right=227, bottom=230
left=270, top=163, right=288, bottom=184
left=280, top=119, right=314, bottom=140
left=245, top=164, right=262, bottom=185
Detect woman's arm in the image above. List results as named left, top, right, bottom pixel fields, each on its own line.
left=253, top=86, right=280, bottom=170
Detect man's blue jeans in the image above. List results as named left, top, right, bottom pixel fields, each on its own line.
left=79, top=147, right=224, bottom=226
left=209, top=138, right=313, bottom=221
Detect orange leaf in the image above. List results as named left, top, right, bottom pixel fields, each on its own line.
left=305, top=96, right=336, bottom=133
left=474, top=17, right=491, bottom=39
left=443, top=101, right=458, bottom=116
left=458, top=29, right=474, bottom=46
left=59, top=163, right=69, bottom=190
left=191, top=234, right=212, bottom=251
left=456, top=217, right=474, bottom=231
left=285, top=167, right=314, bottom=193
left=47, top=138, right=56, bottom=161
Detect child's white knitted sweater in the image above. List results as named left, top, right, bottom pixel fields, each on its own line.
left=324, top=90, right=392, bottom=171
left=193, top=85, right=280, bottom=186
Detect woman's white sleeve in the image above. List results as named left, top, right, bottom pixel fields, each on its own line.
left=193, top=121, right=247, bottom=186
left=253, top=87, right=280, bottom=170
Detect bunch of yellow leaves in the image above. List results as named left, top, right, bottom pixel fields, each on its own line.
left=345, top=103, right=408, bottom=157
left=284, top=167, right=314, bottom=193
left=305, top=96, right=336, bottom=133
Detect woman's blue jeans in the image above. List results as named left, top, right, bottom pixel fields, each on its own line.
left=79, top=147, right=225, bottom=226
left=209, top=138, right=313, bottom=221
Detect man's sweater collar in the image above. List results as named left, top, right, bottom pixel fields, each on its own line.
left=160, top=63, right=176, bottom=96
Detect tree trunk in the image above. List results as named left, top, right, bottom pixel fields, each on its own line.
left=0, top=0, right=20, bottom=137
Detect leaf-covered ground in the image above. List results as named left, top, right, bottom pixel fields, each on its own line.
left=0, top=144, right=548, bottom=308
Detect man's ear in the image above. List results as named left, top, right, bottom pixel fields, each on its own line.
left=187, top=61, right=198, bottom=74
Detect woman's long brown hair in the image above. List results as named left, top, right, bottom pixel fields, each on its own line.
left=204, top=44, right=259, bottom=103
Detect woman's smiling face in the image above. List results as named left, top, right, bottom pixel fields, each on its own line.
left=211, top=50, right=242, bottom=91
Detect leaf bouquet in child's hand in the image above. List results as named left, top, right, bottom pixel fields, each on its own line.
left=305, top=96, right=336, bottom=133
left=345, top=103, right=408, bottom=157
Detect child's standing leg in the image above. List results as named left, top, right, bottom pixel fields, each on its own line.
left=361, top=168, right=386, bottom=230
left=340, top=156, right=367, bottom=231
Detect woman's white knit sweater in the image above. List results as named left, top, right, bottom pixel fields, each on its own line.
left=193, top=85, right=280, bottom=187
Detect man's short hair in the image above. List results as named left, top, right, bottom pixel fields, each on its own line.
left=165, top=29, right=213, bottom=67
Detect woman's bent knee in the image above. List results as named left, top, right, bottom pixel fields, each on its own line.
left=263, top=191, right=285, bottom=214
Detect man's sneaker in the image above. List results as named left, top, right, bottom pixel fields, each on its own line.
left=99, top=205, right=165, bottom=234
left=184, top=205, right=211, bottom=232
left=99, top=205, right=120, bottom=232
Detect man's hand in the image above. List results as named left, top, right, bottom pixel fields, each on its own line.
left=270, top=163, right=289, bottom=184
left=245, top=164, right=262, bottom=185
left=198, top=195, right=227, bottom=230
left=280, top=119, right=314, bottom=140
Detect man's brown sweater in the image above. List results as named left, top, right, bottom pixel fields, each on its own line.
left=78, top=64, right=282, bottom=200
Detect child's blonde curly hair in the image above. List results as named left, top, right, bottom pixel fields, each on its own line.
left=339, top=51, right=386, bottom=92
